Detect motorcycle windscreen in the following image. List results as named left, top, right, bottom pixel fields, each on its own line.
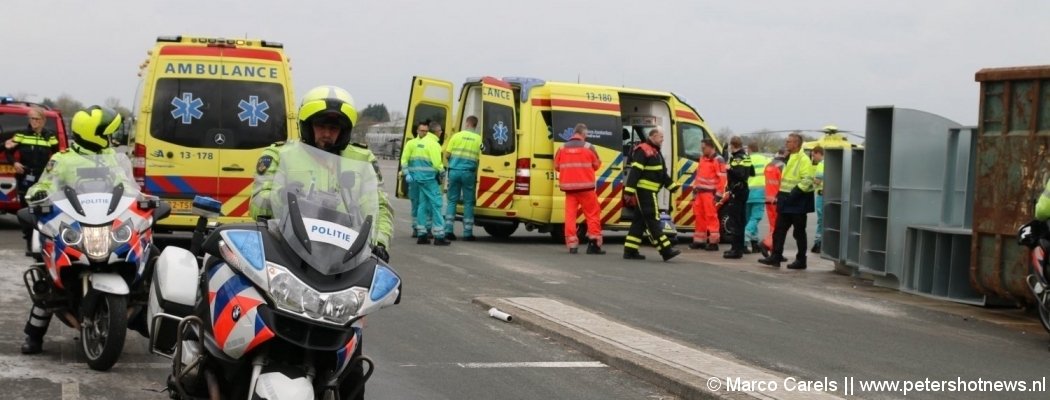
left=258, top=142, right=379, bottom=275
left=43, top=153, right=140, bottom=226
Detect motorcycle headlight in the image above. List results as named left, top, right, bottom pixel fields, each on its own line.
left=111, top=223, right=132, bottom=243
left=265, top=264, right=365, bottom=325
left=268, top=268, right=307, bottom=313
left=322, top=289, right=366, bottom=324
left=82, top=226, right=111, bottom=260
left=60, top=227, right=83, bottom=246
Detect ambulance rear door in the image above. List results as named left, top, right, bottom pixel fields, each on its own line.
left=474, top=77, right=517, bottom=214
left=398, top=76, right=453, bottom=199
left=670, top=96, right=712, bottom=229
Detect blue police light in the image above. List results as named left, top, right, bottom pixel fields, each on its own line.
left=192, top=195, right=223, bottom=217
left=1, top=95, right=14, bottom=104
left=369, top=265, right=400, bottom=302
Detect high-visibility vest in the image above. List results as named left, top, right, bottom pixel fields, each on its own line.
left=780, top=151, right=815, bottom=193
left=445, top=129, right=482, bottom=171
left=693, top=155, right=726, bottom=194
left=748, top=154, right=769, bottom=189
left=553, top=137, right=601, bottom=191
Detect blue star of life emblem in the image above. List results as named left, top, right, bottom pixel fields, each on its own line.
left=559, top=127, right=575, bottom=141
left=493, top=120, right=509, bottom=145
left=238, top=96, right=270, bottom=127
left=170, top=92, right=203, bottom=124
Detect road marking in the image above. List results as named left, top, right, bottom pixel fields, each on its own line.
left=456, top=361, right=606, bottom=368
left=61, top=382, right=79, bottom=400
left=497, top=297, right=843, bottom=400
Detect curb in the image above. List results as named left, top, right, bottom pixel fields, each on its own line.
left=473, top=297, right=740, bottom=400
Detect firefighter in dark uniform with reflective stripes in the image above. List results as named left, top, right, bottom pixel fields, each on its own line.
left=622, top=127, right=681, bottom=261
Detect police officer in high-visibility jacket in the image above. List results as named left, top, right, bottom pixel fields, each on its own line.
left=744, top=142, right=769, bottom=254
left=442, top=116, right=482, bottom=241
left=623, top=127, right=681, bottom=261
left=554, top=123, right=605, bottom=255
left=721, top=136, right=754, bottom=259
left=404, top=121, right=450, bottom=245
left=759, top=149, right=787, bottom=258
left=811, top=146, right=825, bottom=254
left=401, top=122, right=429, bottom=238
left=689, top=139, right=726, bottom=251
left=759, top=133, right=815, bottom=269
left=19, top=106, right=123, bottom=355
left=252, top=86, right=394, bottom=262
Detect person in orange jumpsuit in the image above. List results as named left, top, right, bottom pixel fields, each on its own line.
left=689, top=139, right=726, bottom=251
left=760, top=148, right=787, bottom=258
left=554, top=123, right=605, bottom=254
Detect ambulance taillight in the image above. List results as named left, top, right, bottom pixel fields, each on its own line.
left=514, top=158, right=531, bottom=195
left=133, top=143, right=147, bottom=189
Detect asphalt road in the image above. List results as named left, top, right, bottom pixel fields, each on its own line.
left=0, top=160, right=1047, bottom=400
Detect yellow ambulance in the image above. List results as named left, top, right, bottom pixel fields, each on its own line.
left=397, top=76, right=719, bottom=239
left=130, top=36, right=297, bottom=231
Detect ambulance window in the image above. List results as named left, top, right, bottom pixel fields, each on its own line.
left=150, top=78, right=287, bottom=149
left=678, top=123, right=706, bottom=162
left=413, top=104, right=446, bottom=133
left=482, top=102, right=515, bottom=156
left=550, top=111, right=619, bottom=150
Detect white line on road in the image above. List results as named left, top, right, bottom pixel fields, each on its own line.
left=63, top=362, right=171, bottom=369
left=61, top=382, right=79, bottom=400
left=456, top=361, right=606, bottom=368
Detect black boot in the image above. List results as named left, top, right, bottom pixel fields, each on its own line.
left=723, top=249, right=743, bottom=259
left=660, top=247, right=681, bottom=262
left=434, top=237, right=451, bottom=246
left=705, top=243, right=719, bottom=252
left=689, top=242, right=705, bottom=250
left=758, top=256, right=782, bottom=268
left=446, top=232, right=458, bottom=241
left=623, top=250, right=646, bottom=260
left=750, top=240, right=761, bottom=255
left=586, top=242, right=606, bottom=255
left=21, top=336, right=42, bottom=355
left=417, top=236, right=431, bottom=245
left=569, top=247, right=579, bottom=254
left=758, top=242, right=770, bottom=258
left=811, top=242, right=821, bottom=254
left=787, top=258, right=808, bottom=270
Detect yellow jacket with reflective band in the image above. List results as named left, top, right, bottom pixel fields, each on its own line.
left=747, top=154, right=769, bottom=189
left=251, top=142, right=394, bottom=247
left=814, top=160, right=825, bottom=193
left=400, top=137, right=419, bottom=167
left=404, top=133, right=444, bottom=181
left=780, top=151, right=815, bottom=193
left=624, top=142, right=672, bottom=193
left=1037, top=177, right=1050, bottom=221
left=444, top=129, right=482, bottom=171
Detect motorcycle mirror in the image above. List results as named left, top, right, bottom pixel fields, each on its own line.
left=154, top=201, right=172, bottom=222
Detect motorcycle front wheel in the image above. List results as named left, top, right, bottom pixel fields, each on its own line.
left=80, top=293, right=128, bottom=371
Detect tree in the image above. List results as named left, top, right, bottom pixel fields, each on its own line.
left=104, top=97, right=133, bottom=118
left=40, top=98, right=56, bottom=109
left=359, top=103, right=390, bottom=124
left=714, top=126, right=733, bottom=147
left=53, top=94, right=84, bottom=117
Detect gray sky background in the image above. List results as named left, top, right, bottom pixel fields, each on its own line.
left=4, top=0, right=1047, bottom=135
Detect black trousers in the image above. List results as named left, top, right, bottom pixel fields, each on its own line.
left=724, top=189, right=749, bottom=251
left=772, top=212, right=808, bottom=260
left=625, top=190, right=673, bottom=253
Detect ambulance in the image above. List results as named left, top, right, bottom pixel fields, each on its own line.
left=397, top=76, right=720, bottom=239
left=130, top=35, right=297, bottom=231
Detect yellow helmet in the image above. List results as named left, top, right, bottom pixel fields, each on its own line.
left=71, top=106, right=121, bottom=153
left=298, top=85, right=358, bottom=152
left=822, top=125, right=839, bottom=133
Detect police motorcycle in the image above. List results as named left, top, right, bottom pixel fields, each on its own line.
left=1019, top=219, right=1050, bottom=335
left=148, top=142, right=402, bottom=400
left=17, top=153, right=171, bottom=371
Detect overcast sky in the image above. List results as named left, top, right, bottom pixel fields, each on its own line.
left=4, top=0, right=1047, bottom=135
